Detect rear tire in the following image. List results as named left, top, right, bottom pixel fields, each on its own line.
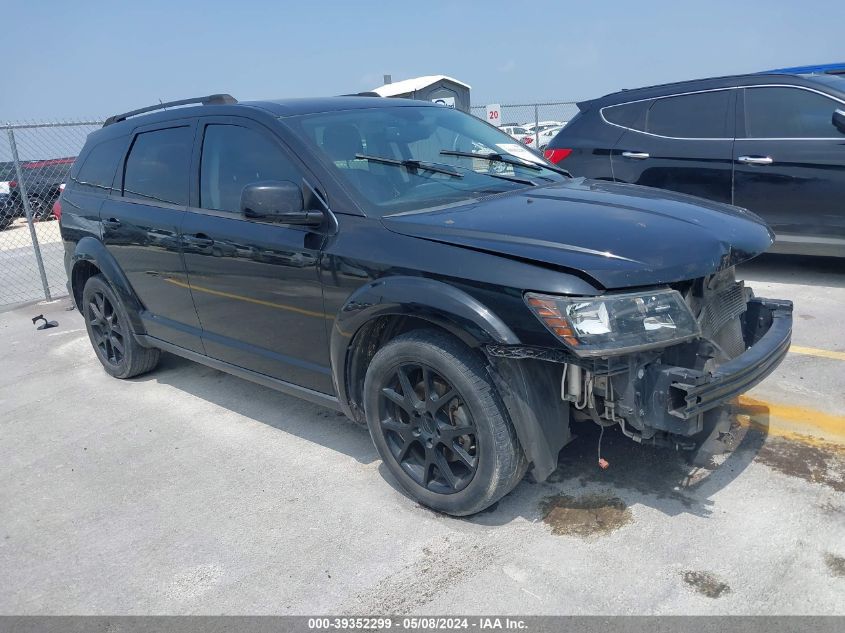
left=82, top=274, right=160, bottom=379
left=363, top=329, right=526, bottom=516
left=29, top=196, right=52, bottom=221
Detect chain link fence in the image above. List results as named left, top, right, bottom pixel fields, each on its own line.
left=0, top=121, right=103, bottom=308
left=470, top=101, right=579, bottom=149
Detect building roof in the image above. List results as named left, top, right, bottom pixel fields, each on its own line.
left=371, top=75, right=471, bottom=97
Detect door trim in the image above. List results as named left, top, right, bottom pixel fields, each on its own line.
left=137, top=334, right=341, bottom=410
left=601, top=83, right=845, bottom=140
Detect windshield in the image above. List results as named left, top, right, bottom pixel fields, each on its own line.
left=287, top=105, right=568, bottom=216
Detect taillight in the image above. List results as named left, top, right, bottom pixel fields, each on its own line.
left=544, top=148, right=572, bottom=164
left=522, top=136, right=533, bottom=145
left=53, top=199, right=62, bottom=221
left=8, top=180, right=16, bottom=188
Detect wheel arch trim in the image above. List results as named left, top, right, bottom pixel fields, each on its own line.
left=70, top=236, right=146, bottom=334
left=330, top=276, right=520, bottom=417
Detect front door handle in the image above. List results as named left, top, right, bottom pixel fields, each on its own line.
left=738, top=155, right=773, bottom=166
left=183, top=233, right=214, bottom=248
left=102, top=217, right=121, bottom=229
left=621, top=151, right=650, bottom=160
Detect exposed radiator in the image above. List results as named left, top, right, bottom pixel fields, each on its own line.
left=694, top=269, right=749, bottom=360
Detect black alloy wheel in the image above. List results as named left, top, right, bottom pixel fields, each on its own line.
left=81, top=274, right=160, bottom=379
left=86, top=289, right=125, bottom=367
left=377, top=362, right=478, bottom=494
left=363, top=329, right=526, bottom=515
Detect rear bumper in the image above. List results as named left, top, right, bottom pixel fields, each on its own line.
left=644, top=298, right=793, bottom=435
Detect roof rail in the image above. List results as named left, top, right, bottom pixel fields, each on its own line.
left=103, top=94, right=237, bottom=127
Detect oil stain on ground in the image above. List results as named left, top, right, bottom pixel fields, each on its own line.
left=682, top=570, right=732, bottom=598
left=540, top=493, right=632, bottom=537
left=545, top=421, right=719, bottom=513
left=824, top=553, right=845, bottom=578
left=753, top=434, right=845, bottom=492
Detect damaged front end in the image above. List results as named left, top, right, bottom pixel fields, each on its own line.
left=487, top=268, right=793, bottom=479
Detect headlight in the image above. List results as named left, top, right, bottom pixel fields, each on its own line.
left=525, top=289, right=700, bottom=356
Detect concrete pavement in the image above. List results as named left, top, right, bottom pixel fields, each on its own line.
left=0, top=254, right=843, bottom=615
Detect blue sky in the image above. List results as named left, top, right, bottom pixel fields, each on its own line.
left=2, top=0, right=843, bottom=121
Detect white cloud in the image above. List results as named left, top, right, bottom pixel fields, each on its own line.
left=498, top=60, right=516, bottom=73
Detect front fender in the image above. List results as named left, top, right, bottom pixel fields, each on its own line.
left=331, top=276, right=519, bottom=411
left=331, top=275, right=572, bottom=479
left=70, top=236, right=146, bottom=335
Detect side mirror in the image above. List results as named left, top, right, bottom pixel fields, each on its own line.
left=833, top=109, right=845, bottom=134
left=240, top=180, right=324, bottom=226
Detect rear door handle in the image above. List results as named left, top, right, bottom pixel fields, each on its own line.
left=621, top=151, right=650, bottom=160
left=102, top=217, right=121, bottom=229
left=182, top=233, right=214, bottom=247
left=738, top=155, right=773, bottom=166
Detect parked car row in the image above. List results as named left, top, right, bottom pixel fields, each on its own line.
left=498, top=120, right=569, bottom=149
left=542, top=64, right=845, bottom=257
left=0, top=157, right=73, bottom=230
left=500, top=124, right=536, bottom=146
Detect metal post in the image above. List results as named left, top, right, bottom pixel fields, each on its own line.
left=534, top=104, right=539, bottom=148
left=8, top=126, right=52, bottom=301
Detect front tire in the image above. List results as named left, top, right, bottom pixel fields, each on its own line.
left=82, top=275, right=160, bottom=379
left=363, top=329, right=525, bottom=516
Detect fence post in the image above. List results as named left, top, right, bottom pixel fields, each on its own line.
left=7, top=126, right=52, bottom=301
left=534, top=104, right=539, bottom=148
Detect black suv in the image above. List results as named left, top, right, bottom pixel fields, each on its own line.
left=61, top=94, right=792, bottom=515
left=545, top=65, right=845, bottom=257
left=1, top=157, right=74, bottom=229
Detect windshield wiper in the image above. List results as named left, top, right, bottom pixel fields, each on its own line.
left=440, top=150, right=572, bottom=177
left=354, top=154, right=463, bottom=178
left=484, top=172, right=537, bottom=186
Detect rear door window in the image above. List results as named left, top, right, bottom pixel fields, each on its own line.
left=743, top=86, right=843, bottom=138
left=646, top=90, right=732, bottom=138
left=123, top=126, right=193, bottom=205
left=199, top=124, right=302, bottom=214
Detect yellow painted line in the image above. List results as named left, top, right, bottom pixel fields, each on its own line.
left=735, top=395, right=845, bottom=448
left=163, top=278, right=333, bottom=320
left=789, top=345, right=845, bottom=361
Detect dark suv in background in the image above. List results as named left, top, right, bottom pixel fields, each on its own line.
left=61, top=94, right=792, bottom=515
left=1, top=157, right=73, bottom=229
left=545, top=64, right=845, bottom=257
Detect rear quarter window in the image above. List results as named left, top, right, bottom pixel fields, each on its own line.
left=73, top=137, right=127, bottom=194
left=602, top=100, right=651, bottom=131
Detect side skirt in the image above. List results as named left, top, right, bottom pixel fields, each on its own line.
left=137, top=335, right=342, bottom=412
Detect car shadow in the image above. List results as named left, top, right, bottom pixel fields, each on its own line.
left=136, top=352, right=773, bottom=524
left=380, top=406, right=772, bottom=524
left=737, top=253, right=845, bottom=289
left=131, top=352, right=379, bottom=466
left=461, top=414, right=769, bottom=527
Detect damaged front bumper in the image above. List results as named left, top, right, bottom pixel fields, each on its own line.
left=486, top=297, right=793, bottom=479
left=634, top=297, right=793, bottom=438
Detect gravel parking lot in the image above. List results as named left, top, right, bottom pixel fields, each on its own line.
left=0, top=254, right=843, bottom=615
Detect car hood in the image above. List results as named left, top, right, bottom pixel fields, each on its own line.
left=381, top=178, right=775, bottom=290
